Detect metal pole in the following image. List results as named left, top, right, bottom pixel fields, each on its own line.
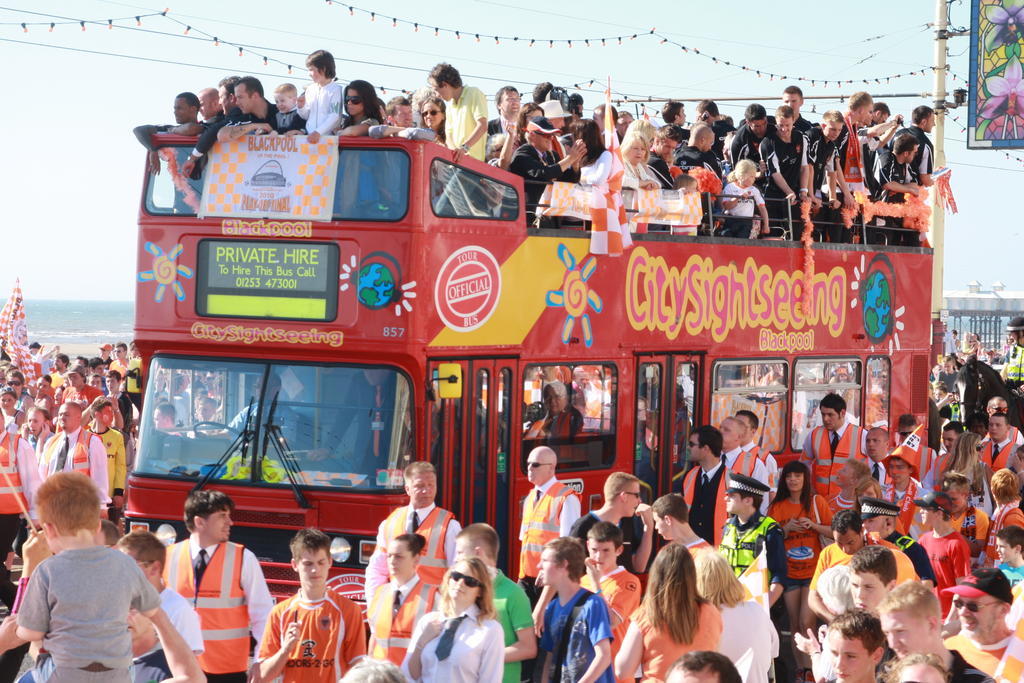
left=931, top=0, right=949, bottom=356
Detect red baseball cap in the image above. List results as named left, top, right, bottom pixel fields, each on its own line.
left=941, top=568, right=1013, bottom=604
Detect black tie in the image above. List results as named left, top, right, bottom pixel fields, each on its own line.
left=701, top=472, right=709, bottom=489
left=872, top=463, right=881, bottom=481
left=434, top=615, right=467, bottom=661
left=407, top=510, right=420, bottom=534
left=54, top=436, right=70, bottom=473
left=992, top=443, right=1001, bottom=466
left=830, top=431, right=839, bottom=455
left=535, top=489, right=542, bottom=503
left=392, top=587, right=403, bottom=616
left=194, top=549, right=209, bottom=600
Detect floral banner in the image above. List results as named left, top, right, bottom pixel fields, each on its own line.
left=968, top=0, right=1024, bottom=148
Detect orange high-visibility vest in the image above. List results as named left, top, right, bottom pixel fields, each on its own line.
left=728, top=449, right=758, bottom=477
left=519, top=483, right=579, bottom=579
left=367, top=578, right=438, bottom=665
left=812, top=425, right=865, bottom=498
left=980, top=439, right=1012, bottom=471
left=883, top=479, right=920, bottom=536
left=165, top=540, right=250, bottom=674
left=41, top=430, right=94, bottom=477
left=682, top=465, right=729, bottom=547
left=0, top=434, right=26, bottom=515
left=379, top=506, right=455, bottom=586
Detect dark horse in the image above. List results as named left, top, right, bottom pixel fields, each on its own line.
left=954, top=355, right=1023, bottom=428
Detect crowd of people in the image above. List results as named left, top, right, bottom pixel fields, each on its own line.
left=2, top=325, right=1024, bottom=683
left=134, top=50, right=936, bottom=244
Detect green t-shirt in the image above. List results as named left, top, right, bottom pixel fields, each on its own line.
left=493, top=569, right=534, bottom=683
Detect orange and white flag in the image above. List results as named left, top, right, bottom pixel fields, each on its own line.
left=739, top=548, right=770, bottom=615
left=589, top=78, right=631, bottom=257
left=995, top=591, right=1024, bottom=681
left=0, top=279, right=37, bottom=382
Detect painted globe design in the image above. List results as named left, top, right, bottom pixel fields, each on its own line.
left=357, top=263, right=396, bottom=309
left=862, top=270, right=893, bottom=342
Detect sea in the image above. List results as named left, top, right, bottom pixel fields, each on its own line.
left=25, top=299, right=135, bottom=346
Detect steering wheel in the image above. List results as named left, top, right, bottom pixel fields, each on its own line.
left=192, top=421, right=235, bottom=437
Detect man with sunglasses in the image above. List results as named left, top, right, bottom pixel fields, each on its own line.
left=509, top=116, right=585, bottom=225
left=569, top=471, right=653, bottom=574
left=942, top=568, right=1015, bottom=677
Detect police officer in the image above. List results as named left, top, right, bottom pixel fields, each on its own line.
left=719, top=473, right=787, bottom=606
left=1002, top=316, right=1024, bottom=392
left=858, top=496, right=935, bottom=589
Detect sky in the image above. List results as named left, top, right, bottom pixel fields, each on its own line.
left=0, top=0, right=1017, bottom=302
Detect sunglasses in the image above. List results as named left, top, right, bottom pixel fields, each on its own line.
left=7, top=382, right=21, bottom=387
left=345, top=96, right=363, bottom=104
left=449, top=571, right=481, bottom=588
left=952, top=597, right=994, bottom=612
left=422, top=109, right=441, bottom=116
left=528, top=461, right=552, bottom=469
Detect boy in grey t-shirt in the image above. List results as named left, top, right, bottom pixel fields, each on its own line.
left=16, top=472, right=160, bottom=682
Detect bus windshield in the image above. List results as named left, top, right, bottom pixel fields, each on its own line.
left=135, top=356, right=414, bottom=491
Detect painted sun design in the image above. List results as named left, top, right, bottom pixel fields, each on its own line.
left=849, top=254, right=904, bottom=353
left=339, top=255, right=358, bottom=291
left=138, top=242, right=193, bottom=303
left=545, top=243, right=602, bottom=347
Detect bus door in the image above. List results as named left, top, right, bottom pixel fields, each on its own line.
left=427, top=358, right=515, bottom=569
left=633, top=354, right=702, bottom=500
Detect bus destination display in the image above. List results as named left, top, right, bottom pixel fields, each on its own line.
left=196, top=240, right=339, bottom=321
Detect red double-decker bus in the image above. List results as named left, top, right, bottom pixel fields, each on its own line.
left=126, top=134, right=933, bottom=601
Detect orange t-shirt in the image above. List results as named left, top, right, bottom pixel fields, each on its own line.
left=951, top=506, right=991, bottom=555
left=944, top=633, right=1009, bottom=676
left=810, top=538, right=918, bottom=590
left=258, top=588, right=367, bottom=682
left=582, top=566, right=642, bottom=675
left=827, top=492, right=855, bottom=516
left=683, top=538, right=715, bottom=559
left=769, top=495, right=833, bottom=580
left=637, top=602, right=722, bottom=683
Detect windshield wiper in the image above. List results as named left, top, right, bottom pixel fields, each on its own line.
left=261, top=390, right=311, bottom=509
left=192, top=396, right=255, bottom=493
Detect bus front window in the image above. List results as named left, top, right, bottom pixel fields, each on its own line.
left=136, top=357, right=413, bottom=491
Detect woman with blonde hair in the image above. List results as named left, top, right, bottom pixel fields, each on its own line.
left=620, top=130, right=661, bottom=192
left=981, top=467, right=1024, bottom=566
left=614, top=544, right=721, bottom=682
left=693, top=551, right=776, bottom=683
left=946, top=431, right=993, bottom=514
left=403, top=557, right=504, bottom=682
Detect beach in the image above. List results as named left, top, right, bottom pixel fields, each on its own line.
left=24, top=299, right=134, bottom=360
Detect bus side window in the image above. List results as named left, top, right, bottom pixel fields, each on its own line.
left=711, top=361, right=788, bottom=454
left=521, top=363, right=616, bottom=472
left=865, top=357, right=891, bottom=428
left=636, top=364, right=661, bottom=502
left=792, top=358, right=863, bottom=450
left=430, top=159, right=519, bottom=220
left=333, top=149, right=410, bottom=221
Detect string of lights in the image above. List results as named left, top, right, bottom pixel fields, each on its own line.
left=320, top=1, right=937, bottom=87
left=0, top=6, right=167, bottom=31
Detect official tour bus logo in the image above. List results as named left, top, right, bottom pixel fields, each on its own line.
left=434, top=246, right=501, bottom=332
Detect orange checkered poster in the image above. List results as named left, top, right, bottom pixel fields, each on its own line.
left=198, top=135, right=338, bottom=222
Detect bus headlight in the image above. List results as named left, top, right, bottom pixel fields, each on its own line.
left=155, top=524, right=177, bottom=547
left=330, top=537, right=352, bottom=563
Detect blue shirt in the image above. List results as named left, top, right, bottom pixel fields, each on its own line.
left=540, top=588, right=614, bottom=683
left=998, top=562, right=1024, bottom=586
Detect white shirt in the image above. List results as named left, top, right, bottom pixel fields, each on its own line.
left=39, top=427, right=110, bottom=505
left=402, top=604, right=505, bottom=683
left=1, top=433, right=42, bottom=519
left=719, top=600, right=777, bottom=683
left=700, top=460, right=724, bottom=480
left=724, top=447, right=769, bottom=486
left=187, top=534, right=274, bottom=652
left=520, top=478, right=582, bottom=540
left=722, top=182, right=765, bottom=217
left=579, top=151, right=613, bottom=187
left=299, top=81, right=343, bottom=135
left=366, top=503, right=462, bottom=604
left=800, top=420, right=868, bottom=463
left=160, top=587, right=204, bottom=654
